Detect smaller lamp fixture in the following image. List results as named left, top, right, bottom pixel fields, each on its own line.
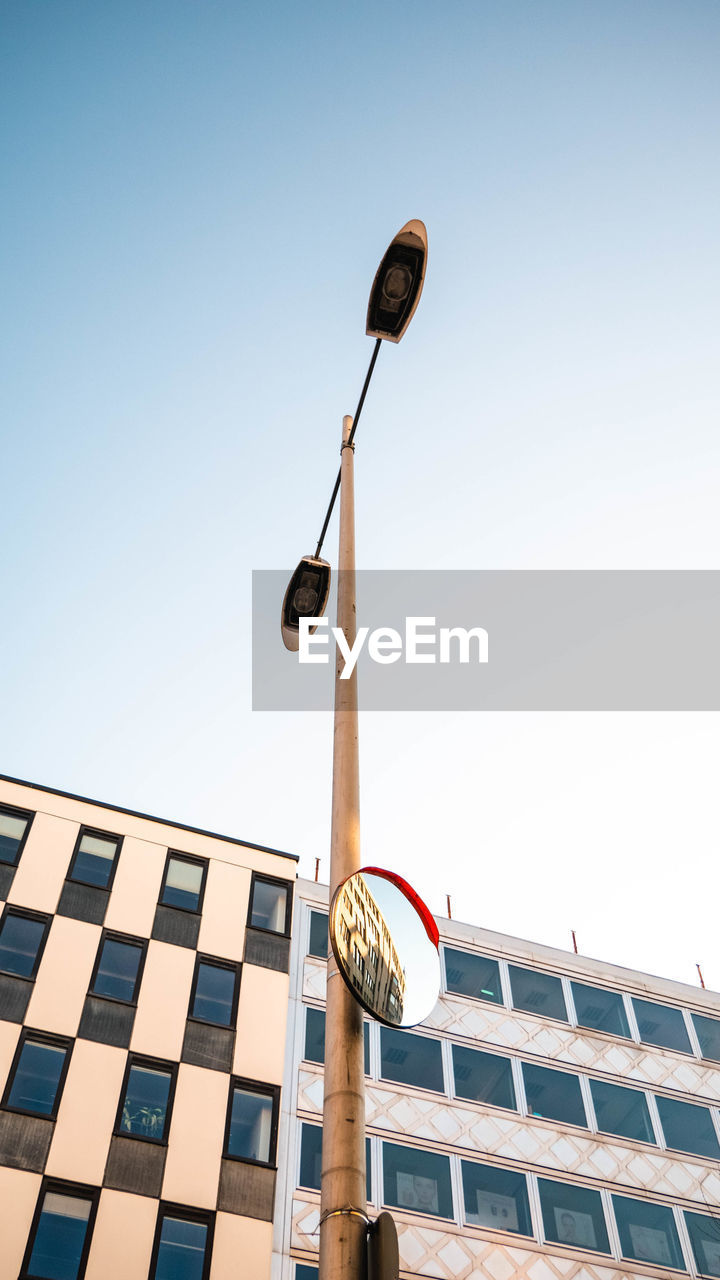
left=281, top=555, right=331, bottom=652
left=366, top=220, right=428, bottom=344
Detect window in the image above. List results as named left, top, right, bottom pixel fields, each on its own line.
left=308, top=911, right=328, bottom=958
left=461, top=1161, right=532, bottom=1235
left=452, top=1045, right=516, bottom=1111
left=67, top=827, right=121, bottom=890
left=2, top=1031, right=71, bottom=1118
left=684, top=1210, right=720, bottom=1278
left=116, top=1058, right=176, bottom=1142
left=248, top=874, right=291, bottom=934
left=655, top=1094, right=720, bottom=1159
left=509, top=965, right=567, bottom=1022
left=692, top=1013, right=720, bottom=1063
left=0, top=907, right=50, bottom=978
left=571, top=981, right=630, bottom=1038
left=444, top=948, right=503, bottom=1004
left=160, top=853, right=207, bottom=913
left=295, top=1268, right=318, bottom=1280
left=303, top=1007, right=370, bottom=1074
left=299, top=1123, right=372, bottom=1200
left=632, top=997, right=691, bottom=1053
left=383, top=1142, right=453, bottom=1219
left=0, top=802, right=33, bottom=866
left=612, top=1194, right=685, bottom=1270
left=90, top=933, right=145, bottom=1003
left=538, top=1178, right=610, bottom=1253
left=225, top=1081, right=279, bottom=1164
left=380, top=1028, right=444, bottom=1093
left=522, top=1063, right=586, bottom=1127
left=589, top=1079, right=655, bottom=1144
left=150, top=1206, right=213, bottom=1280
left=22, top=1182, right=98, bottom=1280
left=189, top=957, right=240, bottom=1027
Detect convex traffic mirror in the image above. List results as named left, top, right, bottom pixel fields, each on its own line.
left=329, top=867, right=440, bottom=1027
left=281, top=555, right=331, bottom=652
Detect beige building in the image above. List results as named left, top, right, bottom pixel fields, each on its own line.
left=0, top=773, right=297, bottom=1280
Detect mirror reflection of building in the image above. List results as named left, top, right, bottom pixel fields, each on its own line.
left=334, top=874, right=406, bottom=1024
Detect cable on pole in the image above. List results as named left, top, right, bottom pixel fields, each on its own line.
left=314, top=339, right=382, bottom=559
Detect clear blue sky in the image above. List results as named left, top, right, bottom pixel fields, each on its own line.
left=2, top=2, right=718, bottom=986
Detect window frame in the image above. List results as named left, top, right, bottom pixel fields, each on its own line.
left=66, top=825, right=123, bottom=891
left=113, top=1054, right=179, bottom=1146
left=442, top=946, right=504, bottom=1005
left=508, top=963, right=568, bottom=1023
left=88, top=929, right=148, bottom=1006
left=148, top=1202, right=215, bottom=1280
left=1, top=1027, right=73, bottom=1120
left=451, top=1043, right=517, bottom=1113
left=0, top=905, right=52, bottom=980
left=521, top=1061, right=587, bottom=1129
left=20, top=1177, right=100, bottom=1280
left=379, top=1026, right=446, bottom=1094
left=631, top=995, right=692, bottom=1055
left=247, top=872, right=293, bottom=937
left=0, top=801, right=34, bottom=868
left=187, top=953, right=242, bottom=1029
left=222, top=1077, right=281, bottom=1167
left=158, top=850, right=209, bottom=915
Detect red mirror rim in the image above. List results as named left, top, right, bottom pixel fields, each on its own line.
left=356, top=866, right=439, bottom=949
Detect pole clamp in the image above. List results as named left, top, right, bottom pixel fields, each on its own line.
left=319, top=1206, right=370, bottom=1227
left=340, top=440, right=355, bottom=454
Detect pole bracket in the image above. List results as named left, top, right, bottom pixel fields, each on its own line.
left=340, top=440, right=355, bottom=454
left=319, top=1206, right=370, bottom=1228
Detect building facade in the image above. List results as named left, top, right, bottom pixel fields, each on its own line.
left=0, top=775, right=297, bottom=1280
left=278, top=877, right=720, bottom=1280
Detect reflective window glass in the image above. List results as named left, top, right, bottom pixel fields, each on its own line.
left=382, top=1142, right=453, bottom=1219
left=91, top=937, right=143, bottom=1002
left=509, top=966, right=567, bottom=1021
left=613, top=1194, right=684, bottom=1269
left=590, top=1079, right=655, bottom=1144
left=161, top=856, right=205, bottom=912
left=154, top=1215, right=209, bottom=1280
left=27, top=1189, right=93, bottom=1280
left=0, top=910, right=48, bottom=977
left=571, top=981, right=630, bottom=1038
left=303, top=1008, right=369, bottom=1074
left=452, top=1045, right=516, bottom=1111
left=632, top=997, right=691, bottom=1053
left=191, top=962, right=236, bottom=1026
left=656, top=1094, right=720, bottom=1158
left=250, top=878, right=289, bottom=933
left=0, top=805, right=31, bottom=866
left=119, top=1064, right=172, bottom=1141
left=295, top=1268, right=318, bottom=1280
left=69, top=831, right=119, bottom=889
left=522, top=1063, right=586, bottom=1127
left=538, top=1178, right=610, bottom=1253
left=444, top=949, right=502, bottom=1004
left=461, top=1161, right=532, bottom=1235
left=299, top=1123, right=371, bottom=1200
left=308, top=912, right=328, bottom=958
left=227, top=1086, right=275, bottom=1163
left=6, top=1038, right=68, bottom=1116
left=692, top=1013, right=720, bottom=1063
left=684, top=1210, right=720, bottom=1278
left=380, top=1028, right=444, bottom=1093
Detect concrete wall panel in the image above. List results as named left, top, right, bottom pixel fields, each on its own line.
left=46, top=1039, right=126, bottom=1184
left=130, top=939, right=195, bottom=1060
left=25, top=915, right=100, bottom=1036
left=7, top=812, right=77, bottom=914
left=104, top=836, right=166, bottom=938
left=197, top=860, right=251, bottom=962
left=84, top=1189, right=157, bottom=1280
left=234, top=965, right=289, bottom=1084
left=161, top=1063, right=226, bottom=1208
left=210, top=1212, right=273, bottom=1280
left=0, top=1166, right=41, bottom=1280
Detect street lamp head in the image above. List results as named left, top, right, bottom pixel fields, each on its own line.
left=281, top=554, right=331, bottom=651
left=366, top=219, right=428, bottom=343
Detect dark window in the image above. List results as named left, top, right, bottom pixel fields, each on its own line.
left=452, top=1045, right=516, bottom=1111
left=90, top=934, right=145, bottom=1003
left=632, top=997, right=691, bottom=1054
left=590, top=1079, right=655, bottom=1144
left=656, top=1094, right=720, bottom=1159
left=509, top=966, right=567, bottom=1022
left=380, top=1028, right=444, bottom=1093
left=571, top=981, right=630, bottom=1038
left=225, top=1081, right=279, bottom=1164
left=0, top=908, right=50, bottom=978
left=116, top=1059, right=175, bottom=1143
left=522, top=1063, right=586, bottom=1127
left=150, top=1206, right=213, bottom=1280
left=613, top=1194, right=684, bottom=1269
left=2, top=1031, right=71, bottom=1118
left=0, top=803, right=33, bottom=866
left=160, top=853, right=207, bottom=913
left=692, top=1013, right=720, bottom=1063
left=308, top=911, right=328, bottom=958
left=684, top=1210, right=720, bottom=1278
left=303, top=1007, right=370, bottom=1074
left=189, top=958, right=240, bottom=1027
left=22, top=1182, right=98, bottom=1280
left=67, top=828, right=121, bottom=890
left=299, top=1123, right=371, bottom=1200
left=538, top=1178, right=610, bottom=1253
left=461, top=1161, right=532, bottom=1235
left=444, top=948, right=503, bottom=1004
left=382, top=1141, right=453, bottom=1219
left=296, top=1268, right=319, bottom=1280
left=249, top=875, right=291, bottom=935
